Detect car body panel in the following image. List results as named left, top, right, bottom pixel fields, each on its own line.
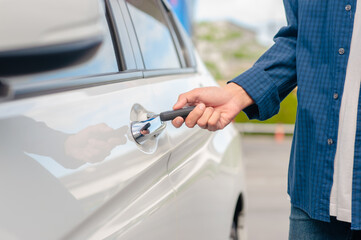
left=0, top=0, right=245, bottom=239
left=0, top=75, right=184, bottom=239
left=168, top=125, right=245, bottom=239
left=0, top=71, right=210, bottom=239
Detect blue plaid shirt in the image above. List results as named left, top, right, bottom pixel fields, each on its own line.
left=230, top=0, right=361, bottom=230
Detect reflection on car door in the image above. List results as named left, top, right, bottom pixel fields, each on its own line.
left=0, top=1, right=179, bottom=239
left=0, top=85, right=174, bottom=239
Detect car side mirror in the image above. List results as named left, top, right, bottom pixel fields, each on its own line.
left=0, top=0, right=104, bottom=76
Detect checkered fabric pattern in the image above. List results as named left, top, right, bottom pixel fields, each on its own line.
left=230, top=0, right=361, bottom=230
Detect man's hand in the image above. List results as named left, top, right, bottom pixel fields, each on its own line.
left=172, top=83, right=254, bottom=131
left=65, top=124, right=128, bottom=163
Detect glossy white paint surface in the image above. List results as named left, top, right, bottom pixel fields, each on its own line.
left=0, top=45, right=245, bottom=240
left=0, top=0, right=103, bottom=51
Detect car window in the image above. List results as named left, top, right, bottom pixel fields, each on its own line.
left=23, top=1, right=119, bottom=82
left=126, top=0, right=181, bottom=70
left=166, top=9, right=197, bottom=68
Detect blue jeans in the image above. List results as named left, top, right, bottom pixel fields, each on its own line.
left=289, top=205, right=361, bottom=240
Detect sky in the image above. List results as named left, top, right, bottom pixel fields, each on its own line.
left=195, top=0, right=287, bottom=46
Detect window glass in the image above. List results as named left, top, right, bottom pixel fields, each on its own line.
left=24, top=1, right=118, bottom=82
left=169, top=12, right=197, bottom=68
left=126, top=0, right=181, bottom=70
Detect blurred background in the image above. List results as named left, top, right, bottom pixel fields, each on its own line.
left=168, top=0, right=295, bottom=239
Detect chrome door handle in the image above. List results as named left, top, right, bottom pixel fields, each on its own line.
left=131, top=117, right=165, bottom=144
left=130, top=106, right=195, bottom=145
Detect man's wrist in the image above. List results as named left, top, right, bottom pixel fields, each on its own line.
left=224, top=82, right=254, bottom=110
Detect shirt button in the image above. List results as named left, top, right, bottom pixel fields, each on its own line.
left=339, top=48, right=345, bottom=55
left=345, top=4, right=352, bottom=11
left=328, top=138, right=334, bottom=145
left=333, top=93, right=339, bottom=100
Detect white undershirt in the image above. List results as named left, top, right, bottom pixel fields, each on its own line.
left=330, top=1, right=361, bottom=223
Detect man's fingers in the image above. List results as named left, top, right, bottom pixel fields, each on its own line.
left=197, top=107, right=214, bottom=129
left=173, top=94, right=188, bottom=110
left=185, top=103, right=205, bottom=128
left=172, top=116, right=184, bottom=128
left=173, top=89, right=200, bottom=110
left=207, top=111, right=221, bottom=131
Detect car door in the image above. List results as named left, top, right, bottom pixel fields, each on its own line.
left=119, top=1, right=245, bottom=239
left=0, top=0, right=188, bottom=239
left=98, top=1, right=205, bottom=238
left=150, top=3, right=246, bottom=240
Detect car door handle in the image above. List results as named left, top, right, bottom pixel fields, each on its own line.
left=159, top=106, right=195, bottom=121
left=131, top=106, right=195, bottom=145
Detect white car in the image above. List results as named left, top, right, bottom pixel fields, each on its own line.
left=0, top=0, right=246, bottom=239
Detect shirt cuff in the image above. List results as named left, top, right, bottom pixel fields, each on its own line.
left=228, top=67, right=280, bottom=120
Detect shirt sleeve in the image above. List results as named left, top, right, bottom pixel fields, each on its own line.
left=228, top=0, right=298, bottom=120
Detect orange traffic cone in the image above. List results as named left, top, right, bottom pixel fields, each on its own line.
left=275, top=124, right=285, bottom=143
